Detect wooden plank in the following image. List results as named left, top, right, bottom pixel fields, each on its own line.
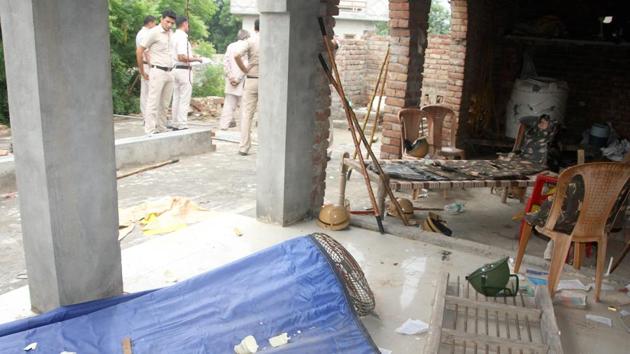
left=535, top=286, right=564, bottom=354
left=122, top=337, right=133, bottom=354
left=425, top=273, right=449, bottom=354
left=445, top=295, right=542, bottom=320
left=442, top=329, right=549, bottom=353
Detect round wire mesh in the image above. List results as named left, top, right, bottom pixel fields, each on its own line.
left=312, top=232, right=375, bottom=316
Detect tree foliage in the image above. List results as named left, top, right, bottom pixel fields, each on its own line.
left=428, top=1, right=451, bottom=35
left=1, top=0, right=242, bottom=122
left=206, top=0, right=242, bottom=53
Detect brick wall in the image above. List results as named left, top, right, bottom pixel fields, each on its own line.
left=311, top=0, right=338, bottom=212
left=421, top=34, right=451, bottom=106
left=330, top=33, right=389, bottom=121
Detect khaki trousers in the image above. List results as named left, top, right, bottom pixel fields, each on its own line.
left=171, top=68, right=193, bottom=129
left=239, top=78, right=258, bottom=153
left=220, top=93, right=241, bottom=130
left=145, top=67, right=174, bottom=134
left=140, top=63, right=150, bottom=117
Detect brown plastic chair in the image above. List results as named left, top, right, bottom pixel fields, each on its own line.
left=421, top=104, right=466, bottom=159
left=514, top=162, right=630, bottom=301
left=398, top=108, right=427, bottom=159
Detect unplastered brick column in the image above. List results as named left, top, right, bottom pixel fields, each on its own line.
left=380, top=0, right=431, bottom=159
left=311, top=0, right=338, bottom=212
left=444, top=0, right=468, bottom=147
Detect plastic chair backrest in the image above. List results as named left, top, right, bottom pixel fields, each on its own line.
left=421, top=104, right=456, bottom=151
left=544, top=162, right=630, bottom=239
left=398, top=108, right=426, bottom=157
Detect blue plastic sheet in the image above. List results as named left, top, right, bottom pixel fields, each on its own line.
left=0, top=236, right=378, bottom=353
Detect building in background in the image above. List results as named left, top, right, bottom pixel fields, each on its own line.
left=230, top=0, right=388, bottom=37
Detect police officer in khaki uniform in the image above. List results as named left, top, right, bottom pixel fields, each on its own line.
left=136, top=9, right=177, bottom=136
left=170, top=16, right=201, bottom=130
left=234, top=19, right=260, bottom=156
left=135, top=15, right=156, bottom=119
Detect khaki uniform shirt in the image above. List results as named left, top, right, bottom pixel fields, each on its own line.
left=236, top=33, right=259, bottom=77
left=140, top=25, right=173, bottom=68
left=172, top=30, right=192, bottom=66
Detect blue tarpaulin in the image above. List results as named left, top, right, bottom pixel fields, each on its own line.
left=0, top=235, right=378, bottom=353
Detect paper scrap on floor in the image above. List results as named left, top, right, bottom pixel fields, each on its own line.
left=395, top=319, right=429, bottom=335
left=585, top=314, right=612, bottom=327
left=118, top=196, right=213, bottom=236
left=557, top=279, right=591, bottom=291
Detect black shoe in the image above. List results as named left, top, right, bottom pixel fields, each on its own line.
left=238, top=151, right=248, bottom=156
left=229, top=121, right=237, bottom=128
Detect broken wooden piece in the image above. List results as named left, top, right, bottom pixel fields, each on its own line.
left=116, top=159, right=179, bottom=179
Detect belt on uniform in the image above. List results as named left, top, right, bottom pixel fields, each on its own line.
left=151, top=65, right=173, bottom=72
left=143, top=61, right=149, bottom=65
left=246, top=76, right=258, bottom=79
left=175, top=65, right=192, bottom=70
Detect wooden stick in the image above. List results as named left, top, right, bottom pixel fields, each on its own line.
left=116, top=159, right=179, bottom=179
left=365, top=53, right=389, bottom=158
left=318, top=36, right=383, bottom=231
left=318, top=18, right=410, bottom=227
left=353, top=48, right=390, bottom=159
left=122, top=337, right=133, bottom=354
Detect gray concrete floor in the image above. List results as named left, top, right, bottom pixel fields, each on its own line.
left=1, top=117, right=630, bottom=353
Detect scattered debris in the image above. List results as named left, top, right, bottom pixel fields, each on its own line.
left=23, top=342, right=37, bottom=351
left=116, top=159, right=179, bottom=179
left=444, top=201, right=465, bottom=214
left=118, top=197, right=213, bottom=236
left=608, top=306, right=618, bottom=312
left=554, top=291, right=587, bottom=309
left=268, top=333, right=289, bottom=348
left=234, top=228, right=243, bottom=237
left=163, top=270, right=178, bottom=284
left=587, top=282, right=615, bottom=292
left=1, top=192, right=17, bottom=200
left=393, top=262, right=398, bottom=266
left=527, top=276, right=547, bottom=286
left=118, top=224, right=136, bottom=242
left=15, top=272, right=27, bottom=280
left=557, top=279, right=591, bottom=291
left=395, top=318, right=429, bottom=335
left=234, top=335, right=258, bottom=354
left=585, top=314, right=612, bottom=327
left=440, top=250, right=451, bottom=261
left=122, top=337, right=133, bottom=354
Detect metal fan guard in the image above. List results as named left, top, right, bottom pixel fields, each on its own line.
left=312, top=232, right=375, bottom=316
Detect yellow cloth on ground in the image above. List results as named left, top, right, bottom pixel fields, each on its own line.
left=118, top=196, right=212, bottom=236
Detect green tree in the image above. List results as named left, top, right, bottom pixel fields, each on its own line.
left=206, top=0, right=242, bottom=53
left=157, top=0, right=218, bottom=42
left=428, top=1, right=451, bottom=35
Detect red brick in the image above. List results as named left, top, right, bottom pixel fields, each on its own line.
left=385, top=97, right=405, bottom=107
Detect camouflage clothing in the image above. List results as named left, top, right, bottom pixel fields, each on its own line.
left=516, top=114, right=558, bottom=166
left=525, top=177, right=629, bottom=234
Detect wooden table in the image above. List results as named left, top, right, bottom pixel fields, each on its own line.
left=340, top=156, right=538, bottom=218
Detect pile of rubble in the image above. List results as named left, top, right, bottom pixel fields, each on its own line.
left=190, top=96, right=224, bottom=121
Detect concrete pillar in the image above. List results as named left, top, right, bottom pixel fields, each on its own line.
left=0, top=0, right=122, bottom=312
left=257, top=0, right=321, bottom=225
